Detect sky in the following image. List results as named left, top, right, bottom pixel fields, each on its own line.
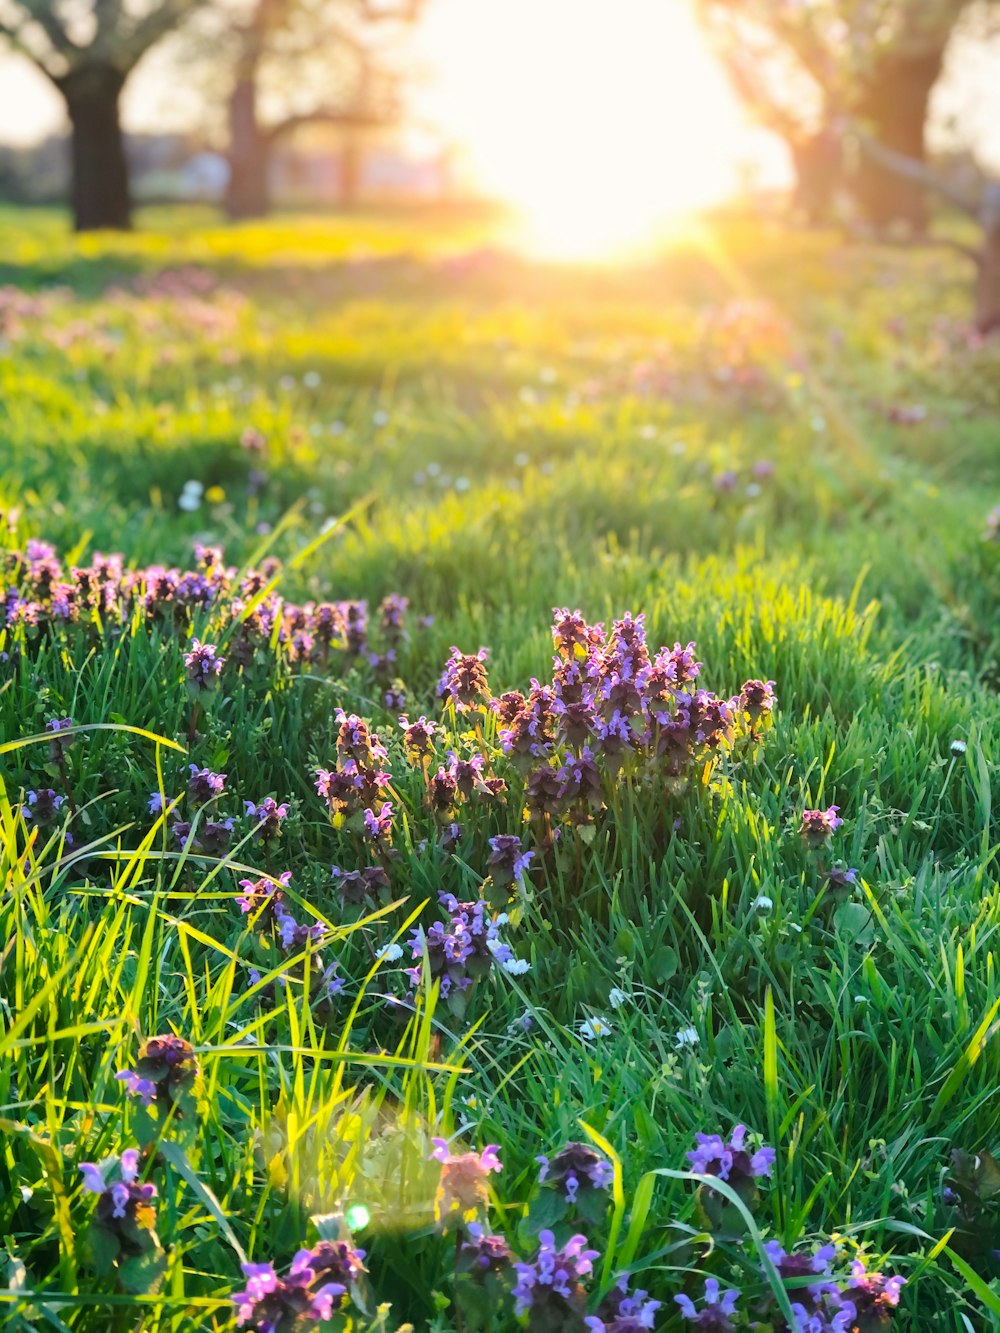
left=0, top=0, right=997, bottom=231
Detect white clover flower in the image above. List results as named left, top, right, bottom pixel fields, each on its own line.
left=182, top=479, right=203, bottom=496
left=608, top=986, right=630, bottom=1009
left=502, top=957, right=531, bottom=976
left=376, top=943, right=404, bottom=963
left=178, top=492, right=201, bottom=512
left=752, top=894, right=774, bottom=913
left=674, top=1026, right=699, bottom=1049
left=578, top=1015, right=613, bottom=1041
left=950, top=739, right=967, bottom=755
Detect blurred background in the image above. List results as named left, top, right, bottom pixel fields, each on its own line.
left=0, top=0, right=997, bottom=263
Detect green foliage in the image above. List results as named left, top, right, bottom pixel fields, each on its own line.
left=1, top=205, right=999, bottom=1330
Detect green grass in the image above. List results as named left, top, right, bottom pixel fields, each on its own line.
left=1, top=204, right=1000, bottom=1331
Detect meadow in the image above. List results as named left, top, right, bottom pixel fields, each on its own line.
left=1, top=203, right=1000, bottom=1332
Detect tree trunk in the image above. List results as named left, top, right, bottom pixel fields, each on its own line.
left=340, top=134, right=362, bottom=207
left=225, top=74, right=272, bottom=220
left=975, top=224, right=1000, bottom=335
left=791, top=127, right=842, bottom=224
left=59, top=66, right=131, bottom=232
left=854, top=47, right=945, bottom=231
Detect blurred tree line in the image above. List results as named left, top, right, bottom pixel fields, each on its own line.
left=0, top=0, right=421, bottom=229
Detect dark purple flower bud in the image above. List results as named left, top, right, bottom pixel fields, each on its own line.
left=24, top=788, right=66, bottom=826
left=187, top=765, right=226, bottom=805
left=801, top=805, right=843, bottom=849
left=437, top=647, right=490, bottom=712
left=184, top=638, right=224, bottom=691
left=46, top=717, right=75, bottom=763
left=536, top=1141, right=614, bottom=1202
left=245, top=797, right=289, bottom=843
left=487, top=834, right=533, bottom=887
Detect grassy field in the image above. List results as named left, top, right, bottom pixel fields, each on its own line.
left=1, top=203, right=1000, bottom=1332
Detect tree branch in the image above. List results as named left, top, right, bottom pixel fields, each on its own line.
left=854, top=128, right=983, bottom=219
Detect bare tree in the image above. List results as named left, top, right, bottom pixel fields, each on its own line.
left=195, top=0, right=420, bottom=220
left=857, top=130, right=1000, bottom=330
left=696, top=0, right=981, bottom=229
left=0, top=0, right=199, bottom=230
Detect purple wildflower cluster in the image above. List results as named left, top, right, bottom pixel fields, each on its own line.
left=244, top=795, right=290, bottom=844
left=78, top=1149, right=160, bottom=1260
left=430, top=1138, right=502, bottom=1218
left=232, top=1238, right=366, bottom=1330
left=236, top=872, right=343, bottom=1006
left=115, top=1033, right=201, bottom=1120
left=687, top=1124, right=777, bottom=1187
left=675, top=1277, right=740, bottom=1329
left=512, top=1229, right=600, bottom=1327
left=800, top=805, right=844, bottom=849
left=437, top=646, right=491, bottom=712
left=315, top=710, right=394, bottom=851
left=149, top=763, right=236, bottom=856
left=0, top=539, right=423, bottom=681
left=585, top=1274, right=661, bottom=1332
left=405, top=891, right=529, bottom=1015
left=536, top=1141, right=614, bottom=1203
left=440, top=611, right=775, bottom=839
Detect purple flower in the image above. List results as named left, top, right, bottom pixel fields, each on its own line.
left=430, top=1138, right=502, bottom=1216
left=737, top=678, right=777, bottom=721
left=183, top=638, right=224, bottom=691
left=801, top=805, right=843, bottom=849
left=24, top=788, right=65, bottom=826
left=245, top=796, right=289, bottom=843
left=675, top=1277, right=740, bottom=1329
left=437, top=646, right=490, bottom=711
left=512, top=1229, right=599, bottom=1321
left=713, top=469, right=739, bottom=493
left=231, top=1240, right=361, bottom=1330
left=46, top=716, right=75, bottom=763
left=400, top=714, right=438, bottom=761
left=585, top=1273, right=661, bottom=1331
left=686, top=1124, right=776, bottom=1185
left=362, top=801, right=393, bottom=847
left=487, top=834, right=534, bottom=887
left=78, top=1149, right=158, bottom=1236
left=536, top=1141, right=614, bottom=1202
left=115, top=1033, right=201, bottom=1115
left=148, top=792, right=166, bottom=815
left=237, top=871, right=292, bottom=916
left=848, top=1258, right=906, bottom=1318
left=458, top=1221, right=513, bottom=1278
left=187, top=765, right=226, bottom=805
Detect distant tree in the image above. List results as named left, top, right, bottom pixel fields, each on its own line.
left=696, top=0, right=983, bottom=229
left=857, top=129, right=1000, bottom=331
left=194, top=0, right=420, bottom=220
left=0, top=0, right=199, bottom=230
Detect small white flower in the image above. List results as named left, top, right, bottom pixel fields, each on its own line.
left=309, top=422, right=323, bottom=437
left=178, top=492, right=201, bottom=512
left=674, top=1026, right=699, bottom=1049
left=329, top=420, right=345, bottom=436
left=373, top=409, right=389, bottom=427
left=279, top=374, right=296, bottom=391
left=540, top=460, right=554, bottom=475
left=671, top=440, right=686, bottom=455
left=639, top=424, right=657, bottom=440
left=514, top=451, right=530, bottom=467
left=752, top=894, right=774, bottom=913
left=182, top=479, right=204, bottom=496
left=426, top=461, right=441, bottom=476
left=950, top=739, right=967, bottom=755
left=303, top=371, right=321, bottom=389
left=811, top=414, right=827, bottom=432
left=19, top=1185, right=32, bottom=1202
left=608, top=986, right=630, bottom=1009
left=376, top=943, right=404, bottom=963
left=745, top=483, right=762, bottom=498
left=502, top=957, right=531, bottom=976
left=578, top=1015, right=613, bottom=1041
left=454, top=476, right=470, bottom=492
left=854, top=994, right=868, bottom=1005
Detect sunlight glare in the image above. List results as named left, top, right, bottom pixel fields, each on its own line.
left=415, top=0, right=761, bottom=259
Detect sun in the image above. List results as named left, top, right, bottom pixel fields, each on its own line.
left=413, top=0, right=762, bottom=260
